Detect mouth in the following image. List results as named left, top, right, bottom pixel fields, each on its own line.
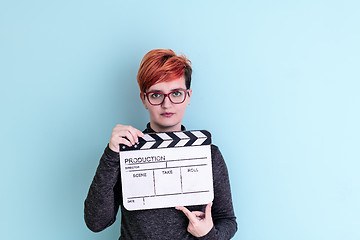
left=161, top=112, right=174, bottom=118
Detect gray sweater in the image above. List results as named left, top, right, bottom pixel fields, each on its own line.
left=84, top=125, right=237, bottom=239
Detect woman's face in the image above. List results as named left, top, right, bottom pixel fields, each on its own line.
left=141, top=76, right=192, bottom=132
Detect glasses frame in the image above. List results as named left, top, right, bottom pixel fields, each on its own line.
left=144, top=89, right=190, bottom=106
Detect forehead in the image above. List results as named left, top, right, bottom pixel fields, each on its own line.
left=148, top=76, right=186, bottom=92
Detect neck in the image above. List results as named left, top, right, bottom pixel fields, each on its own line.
left=150, top=122, right=182, bottom=133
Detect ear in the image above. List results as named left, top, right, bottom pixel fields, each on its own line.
left=140, top=92, right=148, bottom=109
left=186, top=89, right=192, bottom=106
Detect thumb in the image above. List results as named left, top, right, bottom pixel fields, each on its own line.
left=205, top=202, right=213, bottom=220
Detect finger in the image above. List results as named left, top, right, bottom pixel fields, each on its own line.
left=109, top=135, right=132, bottom=152
left=110, top=125, right=136, bottom=151
left=118, top=127, right=139, bottom=145
left=193, top=211, right=204, bottom=216
left=120, top=126, right=143, bottom=144
left=123, top=130, right=137, bottom=145
left=113, top=131, right=134, bottom=146
left=113, top=124, right=125, bottom=132
left=193, top=211, right=205, bottom=219
left=175, top=206, right=198, bottom=223
left=205, top=202, right=213, bottom=220
left=127, top=126, right=144, bottom=143
left=118, top=135, right=133, bottom=147
left=135, top=127, right=145, bottom=138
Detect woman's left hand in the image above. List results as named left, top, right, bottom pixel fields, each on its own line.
left=176, top=202, right=214, bottom=237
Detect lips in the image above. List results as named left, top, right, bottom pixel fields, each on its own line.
left=161, top=112, right=174, bottom=118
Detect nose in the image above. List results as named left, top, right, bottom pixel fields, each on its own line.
left=161, top=95, right=172, bottom=108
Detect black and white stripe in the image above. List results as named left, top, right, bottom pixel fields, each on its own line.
left=120, top=130, right=211, bottom=151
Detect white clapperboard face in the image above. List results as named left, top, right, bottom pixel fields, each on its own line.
left=119, top=130, right=214, bottom=211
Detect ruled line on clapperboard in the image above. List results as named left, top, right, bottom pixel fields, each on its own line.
left=119, top=130, right=214, bottom=210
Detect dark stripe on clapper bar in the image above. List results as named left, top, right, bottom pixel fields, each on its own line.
left=166, top=132, right=180, bottom=147
left=135, top=137, right=148, bottom=149
left=200, top=130, right=212, bottom=145
left=183, top=131, right=197, bottom=146
left=149, top=133, right=163, bottom=149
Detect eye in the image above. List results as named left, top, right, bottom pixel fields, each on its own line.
left=171, top=90, right=183, bottom=97
left=150, top=92, right=162, bottom=98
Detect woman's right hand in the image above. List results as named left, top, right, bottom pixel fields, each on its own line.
left=109, top=124, right=144, bottom=152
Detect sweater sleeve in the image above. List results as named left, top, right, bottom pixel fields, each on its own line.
left=198, top=145, right=237, bottom=240
left=84, top=145, right=122, bottom=232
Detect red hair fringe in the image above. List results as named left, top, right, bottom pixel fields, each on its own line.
left=137, top=49, right=192, bottom=94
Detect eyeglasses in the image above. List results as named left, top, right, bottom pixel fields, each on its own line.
left=144, top=89, right=189, bottom=106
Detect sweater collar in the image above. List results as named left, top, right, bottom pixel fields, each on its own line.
left=143, top=122, right=186, bottom=133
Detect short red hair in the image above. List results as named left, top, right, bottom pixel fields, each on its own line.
left=137, top=49, right=192, bottom=94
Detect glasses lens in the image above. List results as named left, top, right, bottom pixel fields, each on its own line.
left=148, top=92, right=164, bottom=105
left=169, top=90, right=186, bottom=103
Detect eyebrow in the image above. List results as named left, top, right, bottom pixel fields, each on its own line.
left=147, top=88, right=186, bottom=93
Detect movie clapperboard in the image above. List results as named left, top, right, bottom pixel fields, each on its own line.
left=119, top=130, right=214, bottom=211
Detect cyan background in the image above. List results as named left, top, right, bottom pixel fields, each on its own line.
left=1, top=0, right=359, bottom=239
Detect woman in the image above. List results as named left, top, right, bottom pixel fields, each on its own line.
left=84, top=49, right=237, bottom=239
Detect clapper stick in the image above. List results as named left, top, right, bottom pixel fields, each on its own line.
left=120, top=130, right=212, bottom=151
left=119, top=130, right=214, bottom=211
